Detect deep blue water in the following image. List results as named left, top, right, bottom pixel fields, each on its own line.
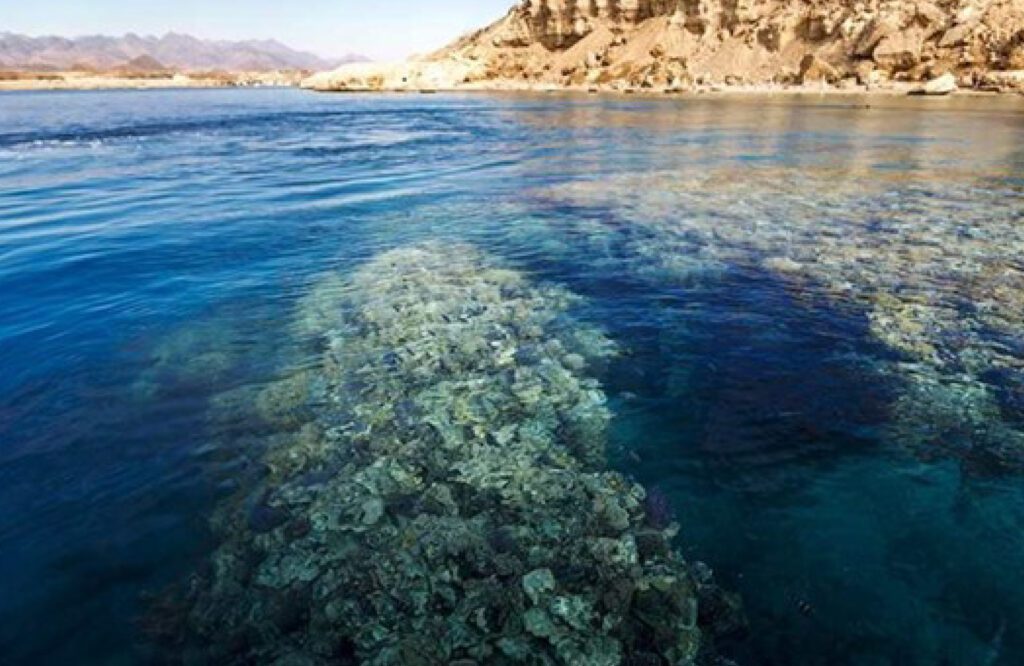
left=2, top=87, right=1024, bottom=665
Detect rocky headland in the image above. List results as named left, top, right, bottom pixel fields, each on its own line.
left=304, top=0, right=1024, bottom=96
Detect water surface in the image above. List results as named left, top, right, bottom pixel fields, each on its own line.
left=1, top=88, right=1023, bottom=664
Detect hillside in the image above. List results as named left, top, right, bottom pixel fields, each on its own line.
left=0, top=32, right=366, bottom=73
left=305, top=0, right=1024, bottom=93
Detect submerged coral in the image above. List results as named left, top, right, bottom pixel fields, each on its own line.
left=526, top=167, right=1024, bottom=470
left=168, top=242, right=737, bottom=665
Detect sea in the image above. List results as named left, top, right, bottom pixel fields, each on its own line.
left=1, top=87, right=1023, bottom=665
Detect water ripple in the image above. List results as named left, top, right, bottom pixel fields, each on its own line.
left=2, top=88, right=1024, bottom=665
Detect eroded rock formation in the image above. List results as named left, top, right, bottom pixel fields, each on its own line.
left=440, top=0, right=1024, bottom=89
left=307, top=0, right=1024, bottom=92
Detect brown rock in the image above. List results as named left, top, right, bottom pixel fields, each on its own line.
left=855, top=60, right=880, bottom=85
left=855, top=17, right=901, bottom=57
left=799, top=54, right=839, bottom=84
left=982, top=70, right=1024, bottom=92
left=1010, top=45, right=1024, bottom=70
left=304, top=0, right=1024, bottom=94
left=873, top=33, right=923, bottom=71
left=938, top=24, right=972, bottom=48
left=915, top=1, right=948, bottom=28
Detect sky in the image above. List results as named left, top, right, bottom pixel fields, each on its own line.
left=1, top=0, right=512, bottom=61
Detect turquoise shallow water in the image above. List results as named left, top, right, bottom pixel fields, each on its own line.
left=1, top=88, right=1023, bottom=664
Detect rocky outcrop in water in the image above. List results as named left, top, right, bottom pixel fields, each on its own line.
left=308, top=0, right=1024, bottom=92
left=161, top=243, right=740, bottom=665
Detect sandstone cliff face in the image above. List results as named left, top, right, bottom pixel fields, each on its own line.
left=433, top=0, right=1024, bottom=89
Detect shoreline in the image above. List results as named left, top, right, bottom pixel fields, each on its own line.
left=4, top=77, right=1023, bottom=101
left=331, top=84, right=1024, bottom=97
left=306, top=80, right=1024, bottom=101
left=299, top=64, right=1024, bottom=100
left=0, top=72, right=308, bottom=93
left=0, top=78, right=232, bottom=92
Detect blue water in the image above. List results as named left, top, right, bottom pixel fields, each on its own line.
left=2, top=87, right=1024, bottom=665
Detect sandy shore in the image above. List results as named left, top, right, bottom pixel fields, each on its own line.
left=299, top=62, right=1024, bottom=99
left=469, top=80, right=1020, bottom=97
left=0, top=71, right=306, bottom=92
left=303, top=79, right=1024, bottom=101
left=4, top=75, right=1022, bottom=100
left=0, top=76, right=229, bottom=92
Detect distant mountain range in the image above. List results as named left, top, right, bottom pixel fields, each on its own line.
left=0, top=32, right=367, bottom=72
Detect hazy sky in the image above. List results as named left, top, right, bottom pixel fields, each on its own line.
left=2, top=0, right=512, bottom=60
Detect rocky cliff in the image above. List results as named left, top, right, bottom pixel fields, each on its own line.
left=440, top=0, right=1024, bottom=89
left=307, top=0, right=1024, bottom=92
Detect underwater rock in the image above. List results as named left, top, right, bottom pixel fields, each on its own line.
left=166, top=242, right=731, bottom=665
left=885, top=363, right=1024, bottom=473
left=761, top=256, right=804, bottom=275
left=247, top=491, right=288, bottom=533
left=522, top=568, right=556, bottom=605
left=529, top=168, right=1024, bottom=470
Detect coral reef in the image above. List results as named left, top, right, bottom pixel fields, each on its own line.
left=167, top=242, right=738, bottom=664
left=524, top=166, right=1024, bottom=470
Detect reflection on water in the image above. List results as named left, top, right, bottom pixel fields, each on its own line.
left=1, top=89, right=1023, bottom=664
